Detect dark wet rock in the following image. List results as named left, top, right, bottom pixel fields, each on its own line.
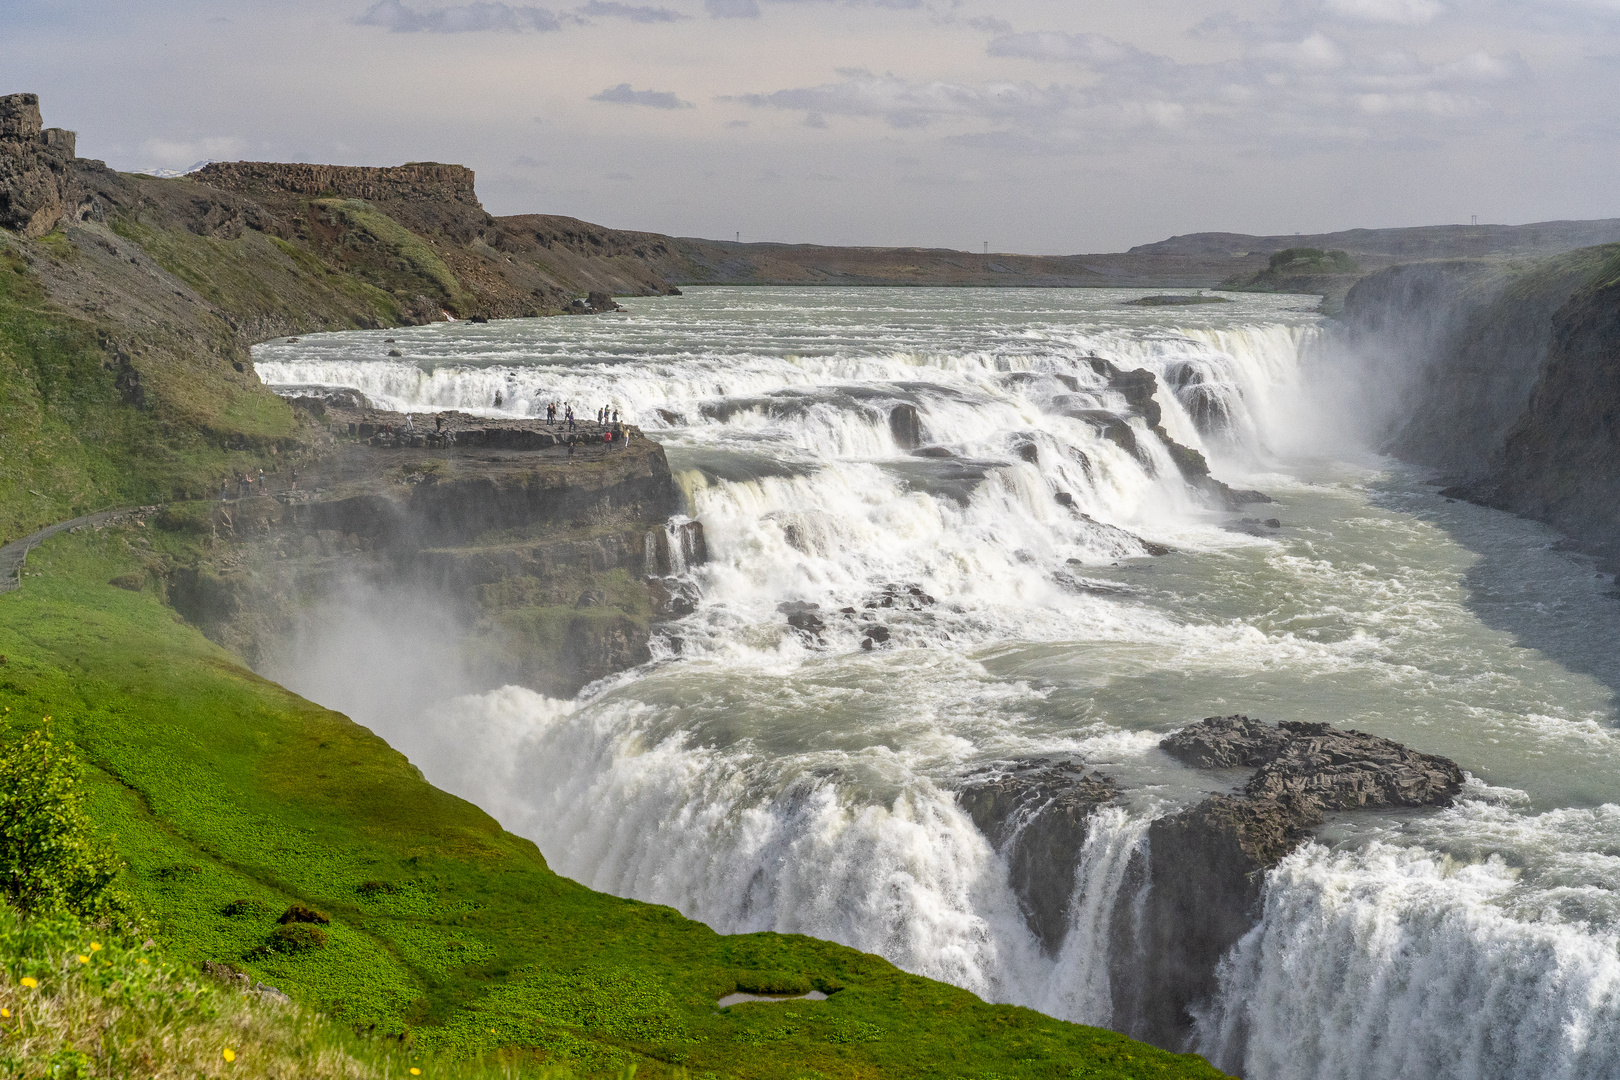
left=958, top=760, right=1118, bottom=953
left=1113, top=716, right=1467, bottom=1048
left=1015, top=441, right=1040, bottom=464
left=586, top=290, right=621, bottom=313
left=889, top=403, right=923, bottom=449
left=1068, top=409, right=1143, bottom=461
left=1122, top=294, right=1232, bottom=307
left=912, top=446, right=953, bottom=458
left=786, top=611, right=825, bottom=636
left=1054, top=491, right=1075, bottom=508
left=1164, top=715, right=1464, bottom=811
left=1111, top=793, right=1320, bottom=1047
left=1264, top=518, right=1281, bottom=528
left=646, top=576, right=699, bottom=618
left=1245, top=721, right=1465, bottom=810
left=1081, top=356, right=1272, bottom=508
left=648, top=519, right=707, bottom=575
left=864, top=583, right=935, bottom=609
left=1161, top=714, right=1289, bottom=769
left=780, top=601, right=825, bottom=639
left=388, top=348, right=403, bottom=357
left=859, top=624, right=890, bottom=650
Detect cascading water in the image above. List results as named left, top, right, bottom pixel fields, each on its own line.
left=256, top=287, right=1620, bottom=1080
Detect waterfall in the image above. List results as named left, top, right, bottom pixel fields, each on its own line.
left=255, top=288, right=1620, bottom=1080
left=1195, top=821, right=1620, bottom=1080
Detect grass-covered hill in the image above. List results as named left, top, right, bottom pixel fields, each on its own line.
left=1, top=93, right=1233, bottom=1077
left=0, top=512, right=1231, bottom=1079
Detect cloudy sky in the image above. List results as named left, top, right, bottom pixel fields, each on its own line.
left=4, top=0, right=1619, bottom=252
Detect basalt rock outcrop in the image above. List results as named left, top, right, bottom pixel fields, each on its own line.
left=888, top=403, right=923, bottom=450
left=957, top=760, right=1119, bottom=953
left=168, top=408, right=703, bottom=697
left=1108, top=715, right=1464, bottom=1049
left=0, top=92, right=81, bottom=238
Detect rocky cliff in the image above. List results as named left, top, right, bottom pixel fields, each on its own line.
left=164, top=406, right=703, bottom=697
left=1337, top=245, right=1620, bottom=565
left=1475, top=259, right=1620, bottom=565
left=0, top=92, right=81, bottom=238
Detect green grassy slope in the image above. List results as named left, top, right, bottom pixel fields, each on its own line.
left=0, top=243, right=295, bottom=544
left=0, top=521, right=1229, bottom=1080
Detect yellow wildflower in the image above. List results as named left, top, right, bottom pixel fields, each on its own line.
left=19, top=978, right=37, bottom=988
left=1, top=1007, right=9, bottom=1017
left=223, top=1048, right=236, bottom=1063
left=77, top=955, right=89, bottom=964
left=89, top=943, right=102, bottom=952
left=410, top=1070, right=421, bottom=1076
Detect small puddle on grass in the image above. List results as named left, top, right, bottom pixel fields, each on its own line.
left=717, top=990, right=829, bottom=1008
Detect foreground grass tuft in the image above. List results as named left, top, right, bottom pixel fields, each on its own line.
left=0, top=904, right=580, bottom=1080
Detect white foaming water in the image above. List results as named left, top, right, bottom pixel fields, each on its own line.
left=1198, top=808, right=1620, bottom=1080
left=256, top=288, right=1620, bottom=1078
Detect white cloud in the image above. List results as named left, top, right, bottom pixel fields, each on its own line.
left=1323, top=0, right=1446, bottom=26
left=728, top=70, right=1083, bottom=130
left=987, top=31, right=1163, bottom=70
left=355, top=0, right=564, bottom=32
left=706, top=0, right=760, bottom=16
left=578, top=1, right=685, bottom=23
left=1253, top=32, right=1349, bottom=71
left=591, top=83, right=695, bottom=108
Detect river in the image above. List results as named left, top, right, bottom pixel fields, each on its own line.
left=253, top=287, right=1620, bottom=1080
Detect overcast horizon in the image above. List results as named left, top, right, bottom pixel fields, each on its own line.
left=5, top=0, right=1620, bottom=253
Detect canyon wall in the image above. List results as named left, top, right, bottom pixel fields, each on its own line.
left=1336, top=245, right=1620, bottom=565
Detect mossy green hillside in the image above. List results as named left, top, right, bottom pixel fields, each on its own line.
left=311, top=199, right=468, bottom=312
left=0, top=243, right=293, bottom=543
left=0, top=523, right=1230, bottom=1080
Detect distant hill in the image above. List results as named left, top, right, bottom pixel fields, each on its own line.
left=1129, top=219, right=1620, bottom=261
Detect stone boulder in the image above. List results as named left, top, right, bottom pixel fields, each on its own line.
left=1111, top=792, right=1320, bottom=1048
left=957, top=760, right=1118, bottom=952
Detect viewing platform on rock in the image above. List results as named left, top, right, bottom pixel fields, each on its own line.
left=291, top=398, right=647, bottom=454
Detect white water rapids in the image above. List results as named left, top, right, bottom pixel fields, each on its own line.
left=255, top=287, right=1620, bottom=1079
